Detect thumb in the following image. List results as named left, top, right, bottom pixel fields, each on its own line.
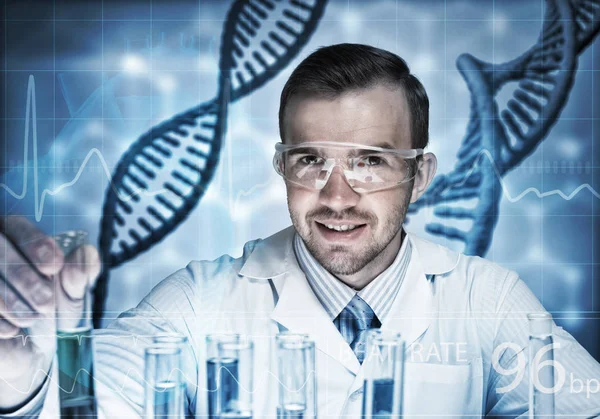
left=55, top=245, right=101, bottom=330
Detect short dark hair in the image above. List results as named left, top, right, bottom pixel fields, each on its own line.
left=279, top=43, right=429, bottom=149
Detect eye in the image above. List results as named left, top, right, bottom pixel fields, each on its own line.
left=357, top=155, right=385, bottom=167
left=299, top=155, right=323, bottom=165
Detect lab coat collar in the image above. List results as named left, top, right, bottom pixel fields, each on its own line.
left=236, top=226, right=295, bottom=279
left=407, top=233, right=461, bottom=275
left=236, top=225, right=460, bottom=279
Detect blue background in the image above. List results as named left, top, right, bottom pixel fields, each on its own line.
left=1, top=0, right=598, bottom=359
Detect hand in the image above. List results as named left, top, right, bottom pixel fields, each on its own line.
left=0, top=216, right=100, bottom=411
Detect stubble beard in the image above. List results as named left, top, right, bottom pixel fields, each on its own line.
left=289, top=195, right=410, bottom=276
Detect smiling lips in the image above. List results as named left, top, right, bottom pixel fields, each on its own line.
left=325, top=224, right=358, bottom=231
left=315, top=220, right=367, bottom=235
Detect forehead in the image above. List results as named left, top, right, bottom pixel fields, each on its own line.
left=283, top=84, right=412, bottom=149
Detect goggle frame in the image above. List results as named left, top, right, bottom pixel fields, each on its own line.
left=273, top=141, right=425, bottom=193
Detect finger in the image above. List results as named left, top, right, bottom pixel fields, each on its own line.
left=0, top=216, right=64, bottom=276
left=59, top=245, right=101, bottom=301
left=0, top=276, right=39, bottom=328
left=0, top=315, right=20, bottom=338
left=0, top=236, right=55, bottom=315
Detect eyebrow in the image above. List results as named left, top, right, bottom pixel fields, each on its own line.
left=370, top=142, right=397, bottom=149
left=287, top=146, right=320, bottom=155
left=287, top=143, right=400, bottom=156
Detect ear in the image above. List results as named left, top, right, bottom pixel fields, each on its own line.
left=410, top=152, right=437, bottom=203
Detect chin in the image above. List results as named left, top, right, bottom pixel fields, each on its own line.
left=320, top=254, right=365, bottom=275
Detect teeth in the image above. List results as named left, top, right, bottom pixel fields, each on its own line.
left=325, top=224, right=357, bottom=232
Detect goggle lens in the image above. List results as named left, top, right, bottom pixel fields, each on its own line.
left=273, top=143, right=422, bottom=193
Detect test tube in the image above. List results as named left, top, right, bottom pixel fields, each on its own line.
left=152, top=333, right=189, bottom=405
left=206, top=334, right=241, bottom=418
left=276, top=332, right=317, bottom=419
left=144, top=345, right=185, bottom=419
left=528, top=313, right=555, bottom=419
left=217, top=336, right=254, bottom=419
left=362, top=330, right=404, bottom=418
left=54, top=230, right=98, bottom=419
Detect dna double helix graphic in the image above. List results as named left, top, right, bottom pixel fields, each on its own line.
left=94, top=0, right=328, bottom=326
left=408, top=0, right=600, bottom=256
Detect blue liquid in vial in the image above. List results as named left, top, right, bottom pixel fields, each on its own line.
left=153, top=381, right=184, bottom=418
left=206, top=357, right=239, bottom=419
left=362, top=378, right=395, bottom=418
left=57, top=328, right=97, bottom=418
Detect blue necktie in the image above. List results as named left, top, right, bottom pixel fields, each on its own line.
left=337, top=294, right=381, bottom=363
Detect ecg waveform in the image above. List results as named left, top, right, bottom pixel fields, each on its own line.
left=1, top=75, right=279, bottom=223
left=2, top=76, right=597, bottom=224
left=11, top=332, right=177, bottom=347
left=0, top=362, right=316, bottom=397
left=3, top=331, right=317, bottom=396
left=0, top=75, right=169, bottom=221
left=455, top=149, right=600, bottom=203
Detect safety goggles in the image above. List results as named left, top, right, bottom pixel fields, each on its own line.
left=273, top=141, right=424, bottom=193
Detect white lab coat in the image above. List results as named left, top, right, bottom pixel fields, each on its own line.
left=22, top=226, right=600, bottom=418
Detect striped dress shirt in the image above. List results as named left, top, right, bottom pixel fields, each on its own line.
left=293, top=231, right=412, bottom=343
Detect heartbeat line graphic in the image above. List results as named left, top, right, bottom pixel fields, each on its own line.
left=456, top=149, right=600, bottom=203
left=0, top=75, right=170, bottom=222
left=2, top=77, right=597, bottom=224
left=3, top=332, right=316, bottom=396
left=0, top=364, right=316, bottom=397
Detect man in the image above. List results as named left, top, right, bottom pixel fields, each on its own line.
left=1, top=44, right=599, bottom=417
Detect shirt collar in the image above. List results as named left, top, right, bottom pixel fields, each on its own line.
left=293, top=230, right=412, bottom=323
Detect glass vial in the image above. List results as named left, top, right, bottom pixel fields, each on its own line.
left=362, top=330, right=404, bottom=418
left=54, top=230, right=97, bottom=419
left=528, top=313, right=555, bottom=419
left=276, top=332, right=317, bottom=419
left=144, top=345, right=185, bottom=419
left=206, top=333, right=241, bottom=419
left=216, top=336, right=254, bottom=419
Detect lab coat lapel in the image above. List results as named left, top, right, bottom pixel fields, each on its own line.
left=348, top=234, right=440, bottom=394
left=270, top=253, right=361, bottom=375
left=237, top=226, right=361, bottom=375
left=380, top=236, right=437, bottom=344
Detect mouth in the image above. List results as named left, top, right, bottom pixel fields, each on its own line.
left=314, top=221, right=368, bottom=241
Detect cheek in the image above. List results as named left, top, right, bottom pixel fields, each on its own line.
left=368, top=189, right=409, bottom=219
left=286, top=186, right=314, bottom=216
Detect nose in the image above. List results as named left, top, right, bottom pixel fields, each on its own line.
left=318, top=166, right=360, bottom=212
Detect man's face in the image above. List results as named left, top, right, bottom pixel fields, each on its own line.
left=282, top=84, right=416, bottom=285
